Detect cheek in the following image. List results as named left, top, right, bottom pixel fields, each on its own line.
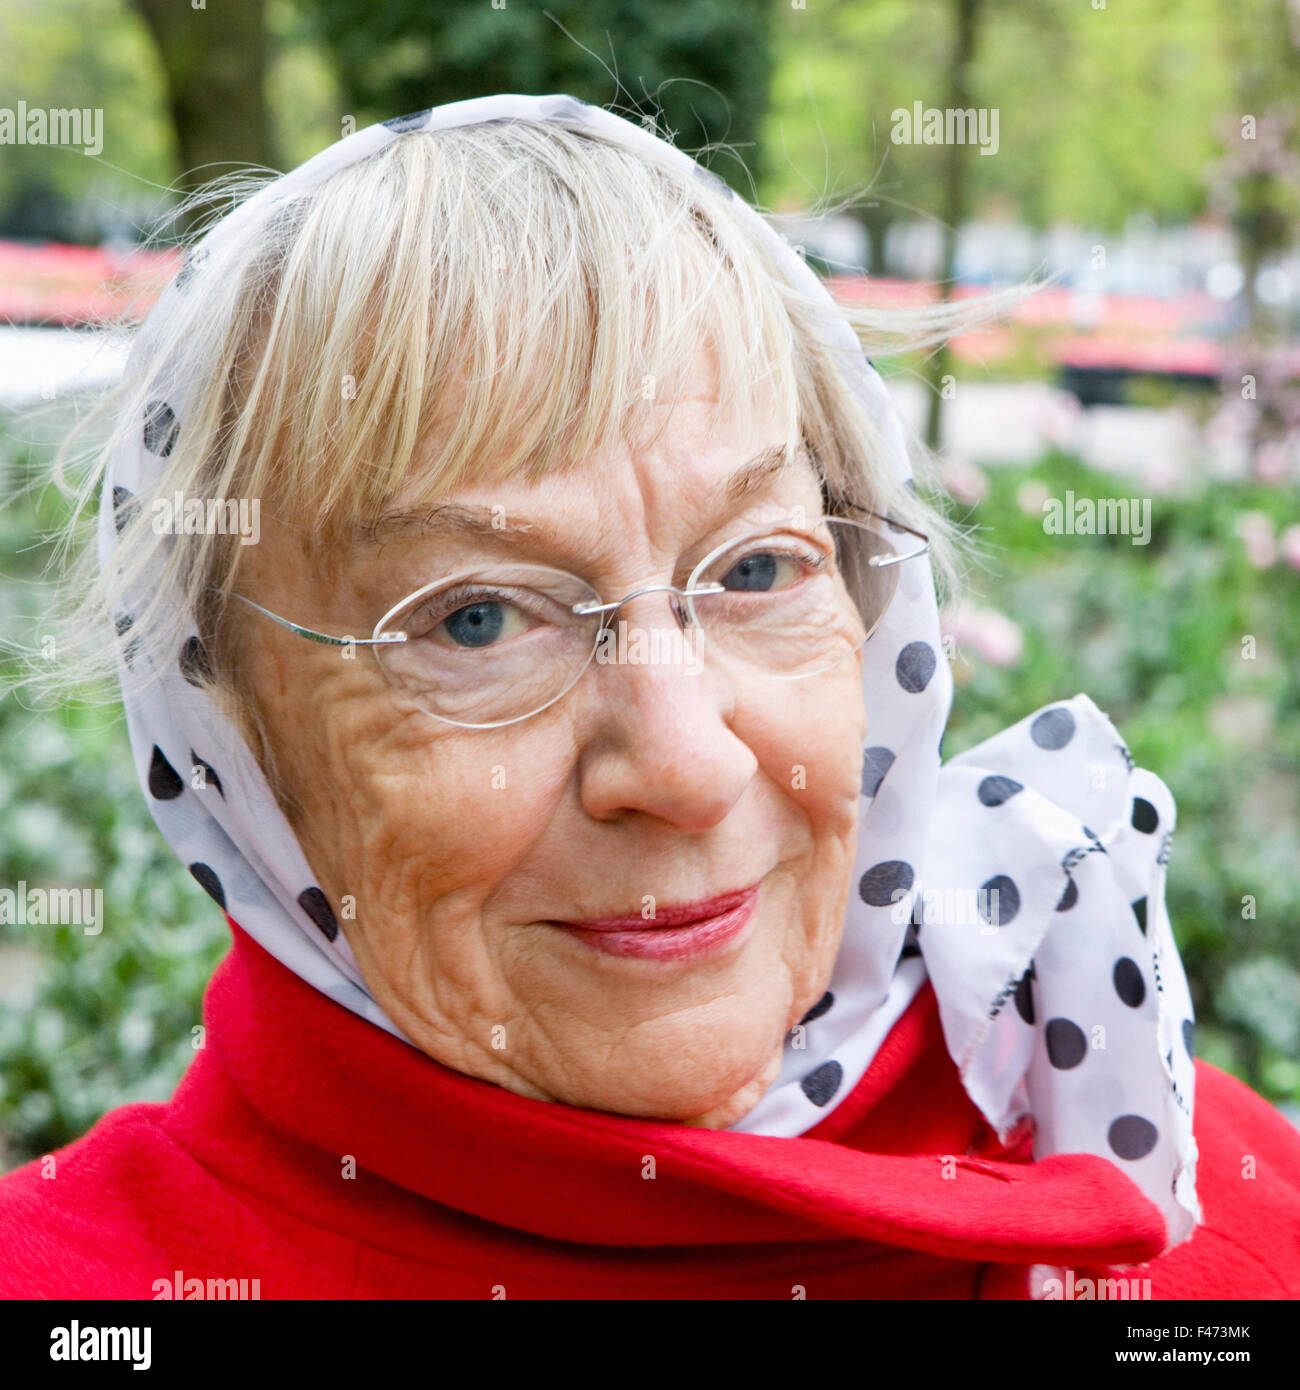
left=252, top=649, right=569, bottom=909
left=756, top=660, right=867, bottom=830
left=753, top=665, right=866, bottom=977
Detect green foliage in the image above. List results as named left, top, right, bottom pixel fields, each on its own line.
left=0, top=0, right=176, bottom=241
left=766, top=0, right=1236, bottom=232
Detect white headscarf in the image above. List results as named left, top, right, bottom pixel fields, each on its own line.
left=98, top=93, right=1200, bottom=1258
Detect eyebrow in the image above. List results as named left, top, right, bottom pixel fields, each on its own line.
left=355, top=442, right=806, bottom=547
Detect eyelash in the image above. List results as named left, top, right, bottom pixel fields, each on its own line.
left=410, top=583, right=544, bottom=632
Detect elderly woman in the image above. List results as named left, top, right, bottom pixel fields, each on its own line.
left=2, top=93, right=1298, bottom=1301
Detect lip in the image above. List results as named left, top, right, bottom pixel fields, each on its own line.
left=547, top=883, right=762, bottom=962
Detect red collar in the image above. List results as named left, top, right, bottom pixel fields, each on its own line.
left=162, top=921, right=1167, bottom=1269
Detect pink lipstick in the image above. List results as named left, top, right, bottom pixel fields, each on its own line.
left=548, top=883, right=761, bottom=962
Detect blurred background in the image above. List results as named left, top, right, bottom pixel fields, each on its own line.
left=1, top=0, right=1298, bottom=1171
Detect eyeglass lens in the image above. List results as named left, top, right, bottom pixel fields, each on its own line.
left=373, top=517, right=905, bottom=726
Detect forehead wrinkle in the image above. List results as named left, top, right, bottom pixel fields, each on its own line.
left=353, top=439, right=814, bottom=557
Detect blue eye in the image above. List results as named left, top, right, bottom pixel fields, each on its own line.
left=410, top=584, right=537, bottom=649
left=718, top=544, right=820, bottom=595
left=443, top=601, right=507, bottom=648
left=723, top=553, right=779, bottom=592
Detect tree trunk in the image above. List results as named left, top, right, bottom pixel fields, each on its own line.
left=924, top=0, right=981, bottom=452
left=133, top=0, right=276, bottom=213
left=861, top=201, right=891, bottom=276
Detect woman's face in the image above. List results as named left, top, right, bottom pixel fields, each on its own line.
left=237, top=361, right=868, bottom=1127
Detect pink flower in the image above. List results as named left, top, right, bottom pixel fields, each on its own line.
left=1033, top=391, right=1081, bottom=449
left=1253, top=441, right=1291, bottom=484
left=940, top=455, right=989, bottom=507
left=1016, top=479, right=1051, bottom=517
left=940, top=604, right=1024, bottom=668
left=1234, top=510, right=1277, bottom=569
left=1281, top=523, right=1300, bottom=571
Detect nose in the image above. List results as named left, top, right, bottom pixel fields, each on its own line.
left=573, top=588, right=758, bottom=829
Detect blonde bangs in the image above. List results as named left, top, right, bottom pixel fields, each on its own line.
left=223, top=122, right=802, bottom=545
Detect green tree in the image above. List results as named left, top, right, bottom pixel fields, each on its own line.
left=0, top=0, right=175, bottom=241
left=300, top=0, right=777, bottom=191
left=765, top=0, right=1233, bottom=242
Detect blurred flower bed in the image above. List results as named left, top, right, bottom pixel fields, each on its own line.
left=1, top=421, right=1298, bottom=1172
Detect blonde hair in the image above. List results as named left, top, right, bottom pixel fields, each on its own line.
left=13, top=114, right=1019, bottom=728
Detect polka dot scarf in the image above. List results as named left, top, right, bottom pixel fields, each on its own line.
left=98, top=93, right=1199, bottom=1260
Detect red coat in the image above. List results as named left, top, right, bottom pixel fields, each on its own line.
left=2, top=920, right=1298, bottom=1298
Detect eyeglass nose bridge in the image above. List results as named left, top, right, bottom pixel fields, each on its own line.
left=571, top=580, right=726, bottom=631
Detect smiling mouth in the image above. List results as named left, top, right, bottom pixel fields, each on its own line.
left=545, top=883, right=763, bottom=963
left=546, top=883, right=763, bottom=932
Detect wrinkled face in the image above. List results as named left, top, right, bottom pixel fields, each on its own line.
left=237, top=359, right=868, bottom=1127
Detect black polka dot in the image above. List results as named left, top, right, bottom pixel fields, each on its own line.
left=147, top=745, right=184, bottom=800
left=1045, top=1018, right=1087, bottom=1069
left=903, top=476, right=917, bottom=494
left=111, top=486, right=139, bottom=534
left=859, top=859, right=914, bottom=907
left=143, top=400, right=180, bottom=456
left=799, top=991, right=834, bottom=1026
left=1056, top=876, right=1079, bottom=912
left=1108, top=1114, right=1158, bottom=1160
left=800, top=1060, right=843, bottom=1107
left=188, top=862, right=226, bottom=909
left=1030, top=706, right=1076, bottom=750
left=978, top=775, right=1023, bottom=807
left=180, top=634, right=214, bottom=687
left=298, top=886, right=339, bottom=942
left=383, top=109, right=431, bottom=131
left=1182, top=1019, right=1195, bottom=1059
left=861, top=746, right=895, bottom=797
left=541, top=95, right=589, bottom=123
left=114, top=613, right=140, bottom=665
left=1131, top=797, right=1159, bottom=834
left=979, top=874, right=1020, bottom=926
left=895, top=641, right=937, bottom=694
left=190, top=750, right=224, bottom=799
left=693, top=163, right=732, bottom=197
left=1014, top=963, right=1036, bottom=1025
left=1132, top=897, right=1148, bottom=934
left=1113, top=957, right=1146, bottom=1008
left=173, top=246, right=207, bottom=290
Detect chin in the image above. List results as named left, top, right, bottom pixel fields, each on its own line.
left=566, top=1020, right=786, bottom=1127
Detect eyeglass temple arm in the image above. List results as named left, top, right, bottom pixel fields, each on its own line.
left=218, top=590, right=407, bottom=646
left=839, top=504, right=932, bottom=569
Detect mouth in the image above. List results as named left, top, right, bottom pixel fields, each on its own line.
left=544, top=882, right=762, bottom=962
